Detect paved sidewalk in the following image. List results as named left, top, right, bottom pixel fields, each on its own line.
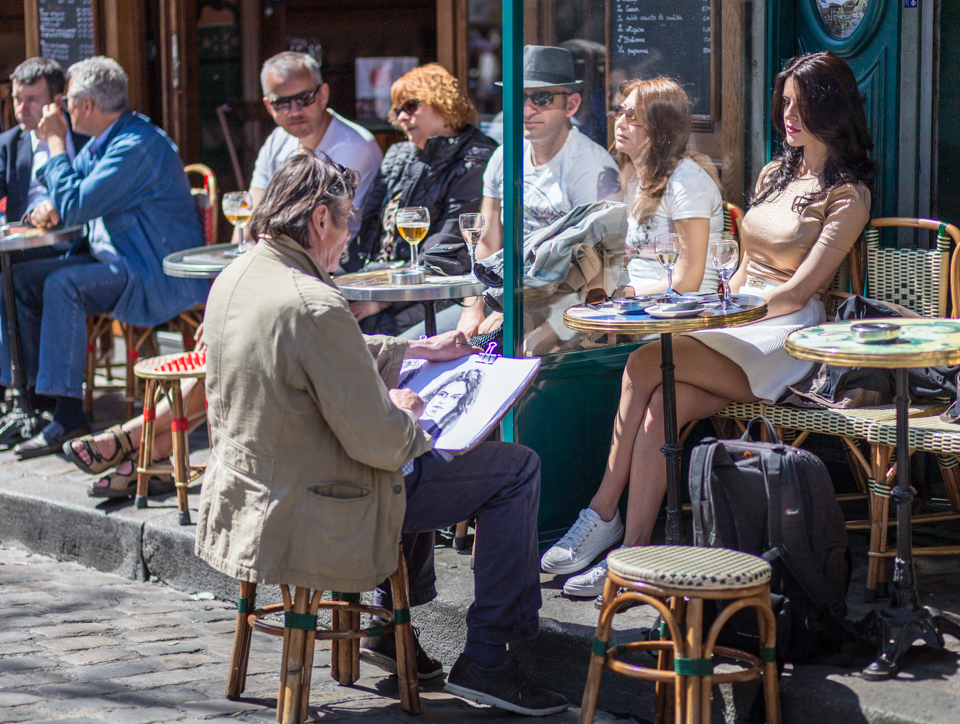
left=0, top=544, right=629, bottom=724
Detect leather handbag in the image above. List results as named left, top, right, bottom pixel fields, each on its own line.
left=423, top=242, right=471, bottom=276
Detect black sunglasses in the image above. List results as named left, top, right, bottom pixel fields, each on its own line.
left=268, top=85, right=322, bottom=112
left=392, top=98, right=420, bottom=118
left=613, top=104, right=643, bottom=127
left=524, top=90, right=572, bottom=107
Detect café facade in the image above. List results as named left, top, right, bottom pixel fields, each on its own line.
left=5, top=0, right=958, bottom=540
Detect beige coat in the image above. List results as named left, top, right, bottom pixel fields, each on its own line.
left=194, top=234, right=433, bottom=592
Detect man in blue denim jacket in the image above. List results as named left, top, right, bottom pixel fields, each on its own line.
left=10, top=56, right=207, bottom=458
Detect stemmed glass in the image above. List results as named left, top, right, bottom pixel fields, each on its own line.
left=223, top=191, right=253, bottom=255
left=709, top=238, right=741, bottom=310
left=396, top=206, right=430, bottom=272
left=654, top=233, right=682, bottom=298
left=459, top=213, right=484, bottom=274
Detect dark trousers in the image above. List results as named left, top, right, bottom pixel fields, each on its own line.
left=374, top=441, right=542, bottom=645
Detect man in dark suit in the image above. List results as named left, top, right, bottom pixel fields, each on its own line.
left=0, top=57, right=88, bottom=245
left=0, top=57, right=87, bottom=432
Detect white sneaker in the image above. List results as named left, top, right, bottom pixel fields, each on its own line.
left=563, top=559, right=609, bottom=598
left=540, top=508, right=624, bottom=575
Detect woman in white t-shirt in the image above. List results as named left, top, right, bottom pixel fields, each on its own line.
left=614, top=78, right=724, bottom=295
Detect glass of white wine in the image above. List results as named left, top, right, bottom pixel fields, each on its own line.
left=458, top=212, right=484, bottom=273
left=396, top=206, right=430, bottom=272
left=709, top=238, right=741, bottom=310
left=654, top=233, right=682, bottom=298
left=223, top=191, right=253, bottom=254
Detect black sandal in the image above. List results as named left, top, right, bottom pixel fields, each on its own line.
left=63, top=425, right=134, bottom=475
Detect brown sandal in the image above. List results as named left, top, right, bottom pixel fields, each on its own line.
left=87, top=454, right=174, bottom=499
left=64, top=425, right=135, bottom=476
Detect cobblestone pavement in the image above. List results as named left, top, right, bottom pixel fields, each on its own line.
left=0, top=544, right=630, bottom=724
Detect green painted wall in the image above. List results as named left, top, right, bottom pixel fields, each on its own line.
left=937, top=4, right=960, bottom=226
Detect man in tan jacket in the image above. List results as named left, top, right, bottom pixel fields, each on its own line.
left=196, top=154, right=567, bottom=717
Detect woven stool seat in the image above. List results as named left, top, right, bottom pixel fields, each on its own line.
left=135, top=351, right=207, bottom=379
left=607, top=546, right=771, bottom=591
left=715, top=401, right=767, bottom=422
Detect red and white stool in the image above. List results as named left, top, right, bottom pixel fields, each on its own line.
left=133, top=351, right=207, bottom=525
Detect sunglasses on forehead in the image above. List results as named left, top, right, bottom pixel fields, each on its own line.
left=524, top=90, right=571, bottom=107
left=392, top=98, right=420, bottom=118
left=268, top=85, right=322, bottom=112
left=613, top=104, right=643, bottom=126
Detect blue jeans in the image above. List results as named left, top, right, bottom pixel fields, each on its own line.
left=374, top=442, right=542, bottom=645
left=0, top=253, right=128, bottom=399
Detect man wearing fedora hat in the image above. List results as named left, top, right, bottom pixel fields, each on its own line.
left=457, top=45, right=620, bottom=338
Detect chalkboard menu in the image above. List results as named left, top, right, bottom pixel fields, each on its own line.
left=38, top=0, right=95, bottom=68
left=610, top=0, right=714, bottom=117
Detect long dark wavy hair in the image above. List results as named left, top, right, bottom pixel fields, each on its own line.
left=749, top=51, right=876, bottom=213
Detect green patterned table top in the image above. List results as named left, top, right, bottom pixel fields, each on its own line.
left=786, top=319, right=960, bottom=368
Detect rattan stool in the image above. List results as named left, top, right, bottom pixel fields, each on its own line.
left=225, top=545, right=420, bottom=724
left=580, top=546, right=781, bottom=724
left=133, top=351, right=207, bottom=525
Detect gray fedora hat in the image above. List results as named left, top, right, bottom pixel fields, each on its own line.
left=496, top=45, right=583, bottom=90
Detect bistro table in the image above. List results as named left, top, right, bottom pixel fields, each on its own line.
left=786, top=318, right=960, bottom=679
left=334, top=269, right=486, bottom=337
left=163, top=242, right=239, bottom=279
left=0, top=224, right=85, bottom=442
left=563, top=294, right=767, bottom=545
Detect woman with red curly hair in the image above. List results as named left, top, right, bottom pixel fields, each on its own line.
left=343, top=63, right=497, bottom=336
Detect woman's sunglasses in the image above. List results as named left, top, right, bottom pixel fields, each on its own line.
left=393, top=99, right=420, bottom=118
left=613, top=104, right=643, bottom=127
left=268, top=85, right=322, bottom=112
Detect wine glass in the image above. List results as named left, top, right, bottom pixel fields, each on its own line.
left=459, top=213, right=484, bottom=274
left=396, top=206, right=430, bottom=272
left=654, top=233, right=682, bottom=298
left=223, top=191, right=253, bottom=254
left=709, top=238, right=741, bottom=310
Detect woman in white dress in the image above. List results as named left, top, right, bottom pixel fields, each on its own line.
left=614, top=78, right=723, bottom=295
left=543, top=52, right=875, bottom=600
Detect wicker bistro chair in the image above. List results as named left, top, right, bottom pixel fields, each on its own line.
left=714, top=218, right=960, bottom=601
left=579, top=546, right=780, bottom=724
left=83, top=164, right=218, bottom=420
left=722, top=201, right=744, bottom=240
left=133, top=351, right=207, bottom=525
left=226, top=545, right=421, bottom=724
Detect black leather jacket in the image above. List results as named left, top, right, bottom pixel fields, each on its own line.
left=343, top=124, right=496, bottom=271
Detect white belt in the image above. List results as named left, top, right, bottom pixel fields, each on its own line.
left=741, top=274, right=821, bottom=301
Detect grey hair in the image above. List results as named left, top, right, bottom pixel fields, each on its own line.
left=260, top=52, right=323, bottom=95
left=10, top=57, right=65, bottom=96
left=249, top=153, right=358, bottom=249
left=66, top=56, right=129, bottom=113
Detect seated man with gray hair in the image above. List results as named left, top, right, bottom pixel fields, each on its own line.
left=238, top=51, right=383, bottom=243
left=9, top=56, right=207, bottom=457
left=198, top=153, right=568, bottom=718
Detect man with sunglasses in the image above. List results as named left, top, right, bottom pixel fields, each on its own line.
left=457, top=45, right=620, bottom=338
left=242, top=52, right=382, bottom=242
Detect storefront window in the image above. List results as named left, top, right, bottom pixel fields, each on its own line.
left=499, top=0, right=763, bottom=357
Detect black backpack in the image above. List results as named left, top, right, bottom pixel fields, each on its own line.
left=688, top=417, right=854, bottom=662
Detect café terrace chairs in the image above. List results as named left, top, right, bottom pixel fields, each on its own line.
left=132, top=350, right=207, bottom=524
left=226, top=545, right=421, bottom=724
left=709, top=217, right=960, bottom=602
left=579, top=546, right=780, bottom=724
left=83, top=164, right=218, bottom=420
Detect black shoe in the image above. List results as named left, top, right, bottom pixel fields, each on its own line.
left=594, top=586, right=639, bottom=611
left=359, top=626, right=444, bottom=680
left=14, top=420, right=91, bottom=460
left=445, top=653, right=568, bottom=717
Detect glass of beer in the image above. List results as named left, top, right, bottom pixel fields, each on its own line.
left=223, top=191, right=253, bottom=254
left=654, top=233, right=682, bottom=298
left=396, top=206, right=430, bottom=272
left=459, top=212, right=484, bottom=272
